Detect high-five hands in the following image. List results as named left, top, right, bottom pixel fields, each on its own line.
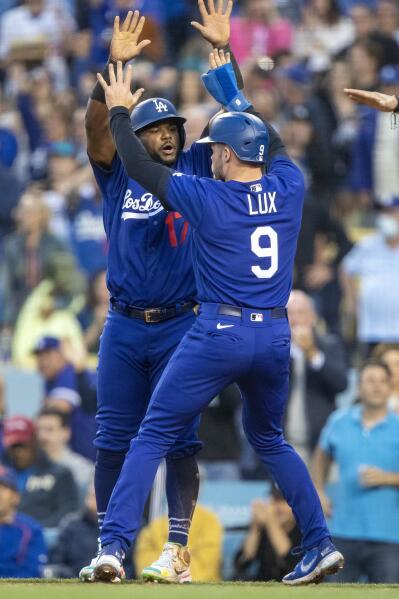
left=191, top=0, right=233, bottom=48
left=110, top=10, right=151, bottom=62
left=97, top=61, right=144, bottom=112
left=209, top=47, right=231, bottom=70
left=344, top=89, right=398, bottom=113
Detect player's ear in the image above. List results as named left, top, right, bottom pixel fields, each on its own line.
left=223, top=145, right=231, bottom=164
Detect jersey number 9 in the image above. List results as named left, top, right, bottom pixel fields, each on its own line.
left=251, top=226, right=278, bottom=279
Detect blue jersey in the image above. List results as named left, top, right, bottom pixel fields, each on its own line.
left=91, top=144, right=211, bottom=308
left=166, top=155, right=305, bottom=308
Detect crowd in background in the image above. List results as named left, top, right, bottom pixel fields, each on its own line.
left=0, top=0, right=398, bottom=584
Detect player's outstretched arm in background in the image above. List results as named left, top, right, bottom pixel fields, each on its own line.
left=85, top=11, right=150, bottom=167
left=344, top=89, right=399, bottom=113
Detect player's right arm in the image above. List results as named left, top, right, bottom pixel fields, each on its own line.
left=85, top=11, right=150, bottom=166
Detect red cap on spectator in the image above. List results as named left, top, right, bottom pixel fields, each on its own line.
left=3, top=416, right=35, bottom=448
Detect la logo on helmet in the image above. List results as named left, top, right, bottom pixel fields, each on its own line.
left=153, top=99, right=169, bottom=113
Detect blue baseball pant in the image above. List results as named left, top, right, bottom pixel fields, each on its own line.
left=95, top=307, right=202, bottom=456
left=100, top=303, right=331, bottom=553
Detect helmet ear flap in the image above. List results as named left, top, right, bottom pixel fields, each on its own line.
left=179, top=126, right=186, bottom=151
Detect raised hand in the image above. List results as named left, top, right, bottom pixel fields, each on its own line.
left=344, top=88, right=398, bottom=112
left=209, top=47, right=231, bottom=70
left=110, top=10, right=151, bottom=63
left=97, top=61, right=144, bottom=111
left=191, top=0, right=233, bottom=48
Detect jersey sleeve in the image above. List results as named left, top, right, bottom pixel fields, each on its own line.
left=89, top=153, right=128, bottom=202
left=166, top=172, right=209, bottom=228
left=180, top=141, right=212, bottom=177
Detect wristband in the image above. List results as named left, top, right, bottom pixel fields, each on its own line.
left=90, top=58, right=120, bottom=104
left=394, top=96, right=399, bottom=114
left=202, top=62, right=251, bottom=112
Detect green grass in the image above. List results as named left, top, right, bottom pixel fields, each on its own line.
left=0, top=581, right=398, bottom=599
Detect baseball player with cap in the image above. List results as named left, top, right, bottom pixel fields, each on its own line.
left=92, top=53, right=345, bottom=586
left=81, top=1, right=243, bottom=583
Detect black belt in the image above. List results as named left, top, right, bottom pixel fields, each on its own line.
left=111, top=299, right=196, bottom=323
left=218, top=304, right=287, bottom=319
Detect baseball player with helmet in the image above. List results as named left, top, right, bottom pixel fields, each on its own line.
left=92, top=52, right=345, bottom=586
left=80, top=1, right=243, bottom=584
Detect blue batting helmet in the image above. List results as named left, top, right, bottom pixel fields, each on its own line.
left=196, top=112, right=269, bottom=164
left=131, top=98, right=186, bottom=149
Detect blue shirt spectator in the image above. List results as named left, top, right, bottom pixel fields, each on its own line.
left=0, top=465, right=47, bottom=578
left=68, top=186, right=108, bottom=277
left=313, top=359, right=399, bottom=583
left=34, top=336, right=97, bottom=461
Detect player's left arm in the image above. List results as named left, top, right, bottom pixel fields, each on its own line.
left=202, top=49, right=288, bottom=165
left=97, top=62, right=207, bottom=226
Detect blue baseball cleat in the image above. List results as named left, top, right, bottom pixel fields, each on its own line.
left=282, top=538, right=344, bottom=585
left=92, top=542, right=126, bottom=583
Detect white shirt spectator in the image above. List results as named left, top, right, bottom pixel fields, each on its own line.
left=0, top=2, right=75, bottom=59
left=343, top=233, right=399, bottom=342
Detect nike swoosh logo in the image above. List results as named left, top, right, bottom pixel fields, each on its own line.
left=301, top=555, right=318, bottom=574
left=217, top=323, right=235, bottom=330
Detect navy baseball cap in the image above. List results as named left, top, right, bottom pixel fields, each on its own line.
left=277, top=64, right=312, bottom=85
left=379, top=65, right=399, bottom=85
left=33, top=336, right=61, bottom=354
left=0, top=465, right=18, bottom=492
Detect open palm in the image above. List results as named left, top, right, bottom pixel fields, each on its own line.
left=110, top=10, right=151, bottom=62
left=191, top=0, right=233, bottom=48
left=344, top=88, right=398, bottom=112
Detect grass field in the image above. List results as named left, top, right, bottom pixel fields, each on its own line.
left=0, top=581, right=397, bottom=599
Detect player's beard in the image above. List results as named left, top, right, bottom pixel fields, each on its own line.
left=146, top=146, right=180, bottom=167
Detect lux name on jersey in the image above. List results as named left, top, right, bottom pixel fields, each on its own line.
left=247, top=192, right=277, bottom=216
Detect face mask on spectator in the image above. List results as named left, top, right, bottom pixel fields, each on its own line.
left=376, top=215, right=399, bottom=240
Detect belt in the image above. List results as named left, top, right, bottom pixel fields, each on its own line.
left=111, top=299, right=196, bottom=323
left=218, top=304, right=287, bottom=319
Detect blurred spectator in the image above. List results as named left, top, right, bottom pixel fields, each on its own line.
left=0, top=465, right=47, bottom=578
left=77, top=269, right=108, bottom=354
left=295, top=199, right=352, bottom=332
left=373, top=344, right=399, bottom=413
left=294, top=0, right=354, bottom=72
left=376, top=0, right=399, bottom=45
left=36, top=407, right=94, bottom=500
left=67, top=186, right=108, bottom=278
left=2, top=415, right=79, bottom=527
left=0, top=0, right=74, bottom=62
left=230, top=0, right=294, bottom=65
left=134, top=503, right=223, bottom=582
left=233, top=487, right=301, bottom=582
left=350, top=66, right=399, bottom=207
left=347, top=3, right=399, bottom=68
left=313, top=360, right=399, bottom=583
left=34, top=336, right=97, bottom=461
left=198, top=385, right=241, bottom=480
left=286, top=290, right=347, bottom=462
left=0, top=188, right=84, bottom=330
left=11, top=279, right=86, bottom=368
left=0, top=0, right=74, bottom=91
left=341, top=200, right=399, bottom=353
left=48, top=483, right=97, bottom=578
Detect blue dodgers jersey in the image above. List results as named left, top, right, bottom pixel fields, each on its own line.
left=91, top=143, right=211, bottom=307
left=166, top=155, right=305, bottom=308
